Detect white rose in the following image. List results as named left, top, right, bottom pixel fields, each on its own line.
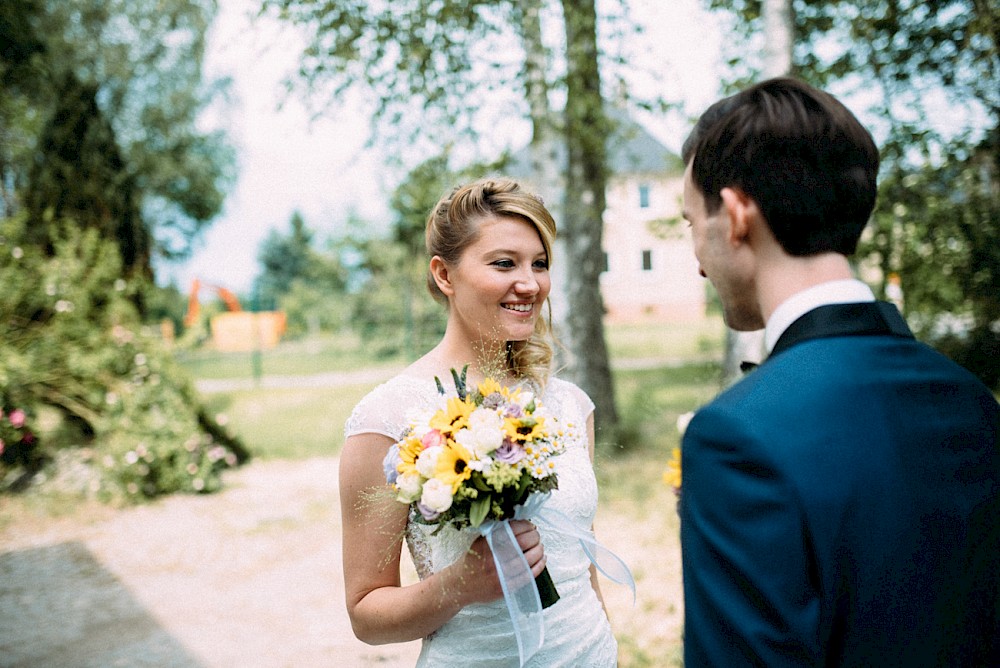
left=420, top=478, right=454, bottom=513
left=676, top=411, right=695, bottom=434
left=395, top=472, right=423, bottom=503
left=416, top=446, right=442, bottom=478
left=405, top=407, right=436, bottom=439
left=515, top=390, right=535, bottom=409
left=456, top=408, right=504, bottom=457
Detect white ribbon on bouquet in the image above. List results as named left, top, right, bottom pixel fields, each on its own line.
left=477, top=493, right=636, bottom=667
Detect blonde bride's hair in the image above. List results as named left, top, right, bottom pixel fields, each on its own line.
left=425, top=177, right=556, bottom=388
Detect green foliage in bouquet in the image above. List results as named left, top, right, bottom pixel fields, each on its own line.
left=0, top=214, right=249, bottom=500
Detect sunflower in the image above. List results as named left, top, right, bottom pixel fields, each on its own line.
left=503, top=415, right=547, bottom=442
left=429, top=396, right=475, bottom=436
left=435, top=441, right=473, bottom=492
left=397, top=436, right=423, bottom=477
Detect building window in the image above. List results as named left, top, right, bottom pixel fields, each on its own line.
left=639, top=183, right=651, bottom=209
left=641, top=249, right=653, bottom=271
left=601, top=251, right=609, bottom=273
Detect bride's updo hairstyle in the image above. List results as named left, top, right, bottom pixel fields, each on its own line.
left=426, top=177, right=556, bottom=388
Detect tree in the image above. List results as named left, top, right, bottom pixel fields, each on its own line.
left=561, top=0, right=618, bottom=426
left=253, top=210, right=351, bottom=337
left=263, top=0, right=629, bottom=429
left=718, top=0, right=793, bottom=386
left=0, top=1, right=249, bottom=498
left=706, top=0, right=999, bottom=388
left=23, top=74, right=149, bottom=278
left=254, top=211, right=318, bottom=309
left=0, top=0, right=235, bottom=278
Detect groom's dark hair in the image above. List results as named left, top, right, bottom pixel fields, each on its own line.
left=682, top=77, right=880, bottom=257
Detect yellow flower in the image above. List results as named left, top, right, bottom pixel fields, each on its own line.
left=503, top=415, right=547, bottom=442
left=436, top=441, right=473, bottom=493
left=477, top=378, right=511, bottom=399
left=397, top=436, right=423, bottom=477
left=663, top=447, right=682, bottom=490
left=429, top=397, right=475, bottom=436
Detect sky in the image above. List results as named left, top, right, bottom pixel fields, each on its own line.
left=159, top=0, right=726, bottom=295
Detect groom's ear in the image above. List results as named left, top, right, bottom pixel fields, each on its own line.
left=719, top=187, right=761, bottom=246
left=429, top=256, right=455, bottom=297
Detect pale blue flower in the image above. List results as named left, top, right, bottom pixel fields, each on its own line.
left=382, top=443, right=401, bottom=484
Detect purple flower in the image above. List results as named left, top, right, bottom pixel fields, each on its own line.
left=504, top=404, right=523, bottom=418
left=417, top=502, right=441, bottom=521
left=482, top=393, right=505, bottom=410
left=494, top=437, right=526, bottom=464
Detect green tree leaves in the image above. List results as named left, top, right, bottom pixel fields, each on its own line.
left=707, top=0, right=1000, bottom=388
left=1, top=0, right=235, bottom=270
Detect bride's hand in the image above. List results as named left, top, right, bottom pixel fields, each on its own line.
left=457, top=520, right=547, bottom=605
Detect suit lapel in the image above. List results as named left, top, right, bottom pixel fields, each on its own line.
left=770, top=301, right=914, bottom=359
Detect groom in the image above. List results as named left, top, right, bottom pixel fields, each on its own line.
left=678, top=77, right=1000, bottom=666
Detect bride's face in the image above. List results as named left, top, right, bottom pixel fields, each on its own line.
left=439, top=215, right=551, bottom=345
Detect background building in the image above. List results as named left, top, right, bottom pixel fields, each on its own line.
left=509, top=114, right=706, bottom=324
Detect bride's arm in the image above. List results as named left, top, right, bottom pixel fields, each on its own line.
left=339, top=432, right=546, bottom=645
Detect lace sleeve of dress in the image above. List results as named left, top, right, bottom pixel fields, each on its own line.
left=548, top=376, right=596, bottom=423
left=343, top=377, right=418, bottom=442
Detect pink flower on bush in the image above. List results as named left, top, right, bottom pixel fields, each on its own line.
left=9, top=409, right=25, bottom=428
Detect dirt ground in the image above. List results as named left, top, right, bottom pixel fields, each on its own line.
left=0, top=457, right=683, bottom=667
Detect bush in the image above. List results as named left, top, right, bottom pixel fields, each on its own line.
left=0, top=214, right=248, bottom=501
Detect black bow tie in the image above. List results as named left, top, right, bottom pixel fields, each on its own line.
left=740, top=360, right=759, bottom=373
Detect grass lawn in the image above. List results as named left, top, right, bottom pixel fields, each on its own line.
left=191, top=317, right=726, bottom=462
left=199, top=384, right=376, bottom=460
left=178, top=318, right=726, bottom=380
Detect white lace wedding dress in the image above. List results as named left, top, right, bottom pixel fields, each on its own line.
left=344, top=374, right=618, bottom=667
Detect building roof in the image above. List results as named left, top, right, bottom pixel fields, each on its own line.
left=505, top=110, right=683, bottom=178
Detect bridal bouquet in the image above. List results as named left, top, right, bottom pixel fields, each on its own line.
left=382, top=365, right=568, bottom=607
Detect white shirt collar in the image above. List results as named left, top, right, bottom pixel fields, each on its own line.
left=764, top=279, right=876, bottom=353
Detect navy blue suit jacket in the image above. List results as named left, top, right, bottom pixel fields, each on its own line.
left=680, top=302, right=1000, bottom=667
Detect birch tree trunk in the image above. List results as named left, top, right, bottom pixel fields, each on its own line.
left=560, top=0, right=618, bottom=430
left=517, top=0, right=569, bottom=335
left=762, top=0, right=793, bottom=79
left=721, top=0, right=793, bottom=386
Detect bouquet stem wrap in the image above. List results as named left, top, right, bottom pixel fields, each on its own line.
left=478, top=494, right=636, bottom=667
left=478, top=519, right=546, bottom=667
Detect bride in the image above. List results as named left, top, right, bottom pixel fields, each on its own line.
left=341, top=177, right=620, bottom=666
